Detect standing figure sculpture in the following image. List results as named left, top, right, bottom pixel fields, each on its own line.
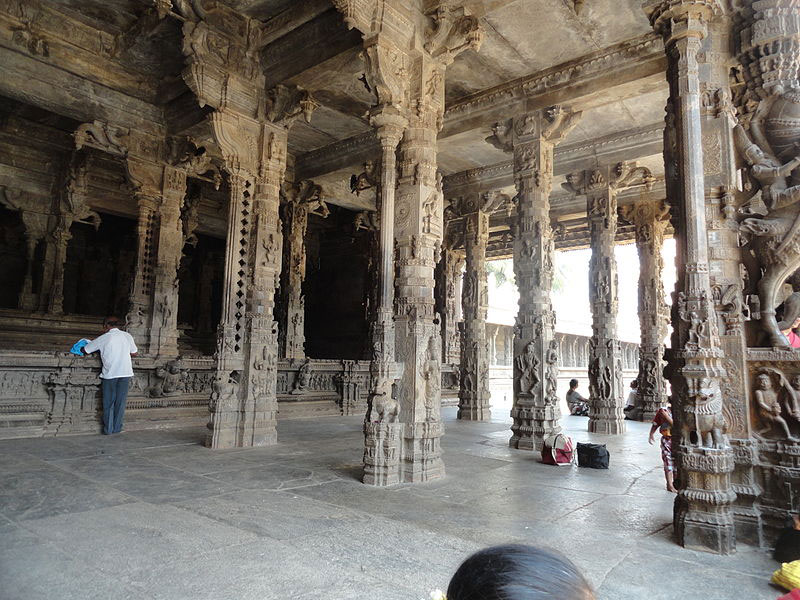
left=735, top=101, right=800, bottom=347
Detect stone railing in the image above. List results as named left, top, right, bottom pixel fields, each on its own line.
left=0, top=352, right=376, bottom=440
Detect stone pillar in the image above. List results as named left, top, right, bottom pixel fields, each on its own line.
left=338, top=1, right=483, bottom=483
left=363, top=109, right=406, bottom=487
left=621, top=200, right=671, bottom=421
left=442, top=248, right=464, bottom=365
left=564, top=163, right=656, bottom=434
left=280, top=198, right=308, bottom=360
left=586, top=173, right=625, bottom=435
left=393, top=80, right=446, bottom=482
left=646, top=0, right=736, bottom=554
left=124, top=158, right=187, bottom=358
left=206, top=117, right=294, bottom=449
left=149, top=165, right=185, bottom=358
left=491, top=108, right=580, bottom=451
left=126, top=194, right=158, bottom=351
left=458, top=208, right=491, bottom=421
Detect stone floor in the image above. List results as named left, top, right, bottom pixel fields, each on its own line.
left=0, top=403, right=782, bottom=600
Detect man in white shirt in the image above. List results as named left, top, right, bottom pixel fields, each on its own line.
left=624, top=379, right=639, bottom=419
left=82, top=316, right=138, bottom=435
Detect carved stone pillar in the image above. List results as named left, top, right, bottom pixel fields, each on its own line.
left=280, top=198, right=308, bottom=360
left=150, top=165, right=186, bottom=358
left=124, top=158, right=187, bottom=358
left=458, top=209, right=491, bottom=421
left=586, top=173, right=625, bottom=435
left=490, top=108, right=579, bottom=451
left=337, top=1, right=483, bottom=483
left=126, top=194, right=158, bottom=350
left=206, top=118, right=291, bottom=449
left=565, top=163, right=655, bottom=435
left=647, top=0, right=736, bottom=554
left=393, top=88, right=446, bottom=481
left=442, top=248, right=464, bottom=365
left=363, top=109, right=405, bottom=487
left=621, top=200, right=670, bottom=421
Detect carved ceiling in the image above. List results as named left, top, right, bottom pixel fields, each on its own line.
left=5, top=0, right=669, bottom=207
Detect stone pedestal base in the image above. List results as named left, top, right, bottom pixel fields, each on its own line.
left=675, top=446, right=737, bottom=554
left=510, top=403, right=561, bottom=452
left=401, top=421, right=444, bottom=483
left=205, top=413, right=278, bottom=449
left=363, top=422, right=402, bottom=486
left=588, top=417, right=626, bottom=435
left=457, top=400, right=491, bottom=421
left=675, top=507, right=737, bottom=555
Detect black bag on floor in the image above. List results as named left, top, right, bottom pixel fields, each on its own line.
left=576, top=442, right=609, bottom=469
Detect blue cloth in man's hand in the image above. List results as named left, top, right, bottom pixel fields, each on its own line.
left=70, top=339, right=91, bottom=355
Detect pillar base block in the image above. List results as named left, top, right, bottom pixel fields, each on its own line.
left=363, top=422, right=403, bottom=486
left=588, top=418, right=626, bottom=435
left=675, top=508, right=737, bottom=555
left=401, top=421, right=445, bottom=483
left=457, top=403, right=491, bottom=421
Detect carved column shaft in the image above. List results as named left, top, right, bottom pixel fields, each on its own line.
left=281, top=200, right=308, bottom=360
left=586, top=182, right=625, bottom=435
left=127, top=195, right=158, bottom=351
left=363, top=113, right=406, bottom=488
left=627, top=200, right=670, bottom=421
left=393, top=61, right=446, bottom=483
left=459, top=209, right=491, bottom=421
left=370, top=116, right=405, bottom=386
left=510, top=108, right=578, bottom=451
left=443, top=248, right=464, bottom=365
left=648, top=0, right=735, bottom=555
left=149, top=165, right=186, bottom=358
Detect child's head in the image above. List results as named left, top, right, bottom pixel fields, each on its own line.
left=446, top=544, right=594, bottom=600
left=630, top=379, right=638, bottom=389
left=569, top=379, right=579, bottom=390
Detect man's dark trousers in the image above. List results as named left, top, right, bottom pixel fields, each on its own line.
left=101, top=377, right=130, bottom=434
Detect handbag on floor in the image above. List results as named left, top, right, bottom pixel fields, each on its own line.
left=576, top=442, right=609, bottom=469
left=541, top=433, right=574, bottom=466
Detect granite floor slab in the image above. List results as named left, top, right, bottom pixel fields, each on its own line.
left=0, top=406, right=781, bottom=600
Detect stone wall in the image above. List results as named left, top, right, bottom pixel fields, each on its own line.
left=0, top=354, right=378, bottom=439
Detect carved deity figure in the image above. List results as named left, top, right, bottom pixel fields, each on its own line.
left=423, top=335, right=441, bottom=422
left=150, top=359, right=188, bottom=397
left=755, top=372, right=796, bottom=440
left=545, top=340, right=559, bottom=405
left=515, top=342, right=540, bottom=394
left=291, top=360, right=312, bottom=394
left=734, top=113, right=800, bottom=347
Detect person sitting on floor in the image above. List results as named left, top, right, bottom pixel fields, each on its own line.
left=623, top=379, right=638, bottom=419
left=566, top=379, right=589, bottom=416
left=446, top=544, right=595, bottom=600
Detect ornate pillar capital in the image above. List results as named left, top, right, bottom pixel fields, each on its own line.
left=645, top=0, right=720, bottom=44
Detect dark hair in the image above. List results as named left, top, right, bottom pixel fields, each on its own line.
left=569, top=379, right=578, bottom=388
left=447, top=544, right=594, bottom=600
left=630, top=379, right=638, bottom=389
left=104, top=316, right=121, bottom=328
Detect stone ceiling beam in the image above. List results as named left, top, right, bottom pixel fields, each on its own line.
left=0, top=46, right=164, bottom=135
left=443, top=123, right=664, bottom=197
left=261, top=9, right=363, bottom=88
left=295, top=33, right=666, bottom=180
left=441, top=33, right=665, bottom=138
